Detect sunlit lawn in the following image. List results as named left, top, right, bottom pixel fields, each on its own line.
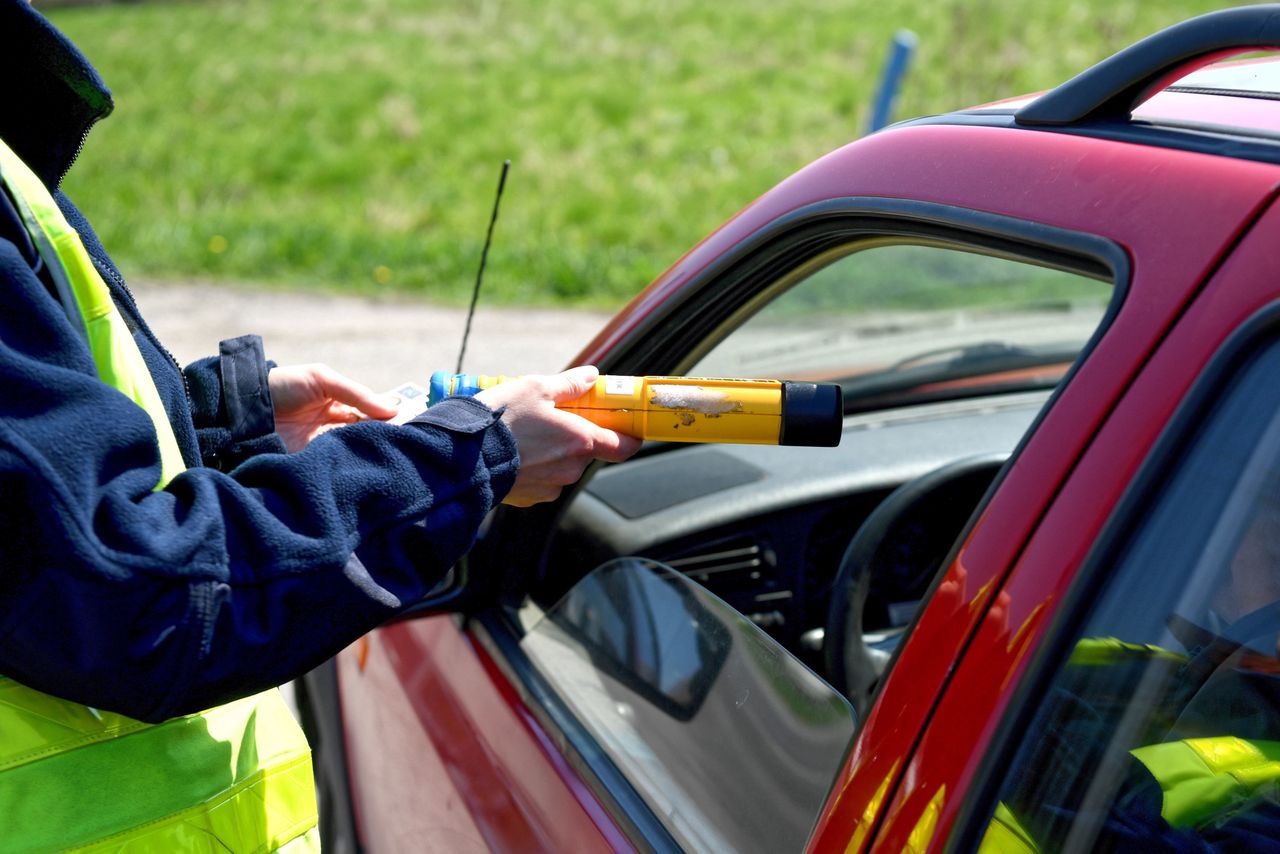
left=49, top=0, right=1236, bottom=307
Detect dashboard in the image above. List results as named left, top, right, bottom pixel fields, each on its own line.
left=546, top=390, right=1050, bottom=675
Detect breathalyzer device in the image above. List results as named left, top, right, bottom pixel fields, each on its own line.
left=428, top=372, right=843, bottom=447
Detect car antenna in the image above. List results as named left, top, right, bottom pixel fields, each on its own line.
left=455, top=159, right=511, bottom=375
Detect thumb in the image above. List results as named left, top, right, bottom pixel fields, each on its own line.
left=544, top=365, right=600, bottom=404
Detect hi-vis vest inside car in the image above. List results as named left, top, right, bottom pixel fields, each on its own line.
left=978, top=639, right=1280, bottom=852
left=0, top=138, right=319, bottom=852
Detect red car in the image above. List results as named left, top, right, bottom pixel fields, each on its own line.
left=299, top=8, right=1280, bottom=851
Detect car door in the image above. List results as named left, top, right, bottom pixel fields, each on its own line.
left=846, top=197, right=1280, bottom=851
left=318, top=124, right=1280, bottom=852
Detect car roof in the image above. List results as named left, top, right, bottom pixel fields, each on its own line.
left=897, top=7, right=1280, bottom=166
left=989, top=57, right=1280, bottom=137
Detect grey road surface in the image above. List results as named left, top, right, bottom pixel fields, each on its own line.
left=132, top=280, right=615, bottom=393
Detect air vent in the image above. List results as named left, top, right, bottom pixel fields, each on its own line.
left=661, top=535, right=800, bottom=634
left=662, top=536, right=776, bottom=592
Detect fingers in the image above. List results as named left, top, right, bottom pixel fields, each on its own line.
left=499, top=419, right=640, bottom=507
left=541, top=365, right=600, bottom=404
left=501, top=455, right=595, bottom=508
left=474, top=366, right=599, bottom=412
left=314, top=365, right=399, bottom=420
left=521, top=406, right=640, bottom=466
left=584, top=421, right=643, bottom=463
left=546, top=412, right=641, bottom=463
left=326, top=401, right=369, bottom=423
left=485, top=368, right=640, bottom=508
left=502, top=483, right=565, bottom=508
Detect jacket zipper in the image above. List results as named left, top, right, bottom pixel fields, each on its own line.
left=60, top=118, right=193, bottom=415
left=56, top=125, right=93, bottom=192
left=93, top=256, right=192, bottom=403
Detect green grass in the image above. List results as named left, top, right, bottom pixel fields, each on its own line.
left=774, top=243, right=1112, bottom=315
left=45, top=0, right=1245, bottom=308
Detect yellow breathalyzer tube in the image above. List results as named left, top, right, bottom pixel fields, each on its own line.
left=429, top=372, right=843, bottom=447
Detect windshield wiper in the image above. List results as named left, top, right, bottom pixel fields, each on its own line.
left=889, top=341, right=1042, bottom=372
left=840, top=340, right=1079, bottom=412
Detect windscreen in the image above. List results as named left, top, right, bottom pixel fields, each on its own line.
left=693, top=242, right=1111, bottom=413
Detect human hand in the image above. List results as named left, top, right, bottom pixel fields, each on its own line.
left=476, top=366, right=643, bottom=507
left=269, top=363, right=399, bottom=452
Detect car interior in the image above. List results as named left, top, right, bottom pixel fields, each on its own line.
left=526, top=236, right=1117, bottom=715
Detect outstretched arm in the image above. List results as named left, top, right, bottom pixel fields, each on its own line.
left=0, top=234, right=639, bottom=721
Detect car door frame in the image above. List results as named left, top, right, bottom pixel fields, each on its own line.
left=846, top=194, right=1280, bottom=851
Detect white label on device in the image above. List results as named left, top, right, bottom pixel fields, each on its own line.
left=605, top=376, right=637, bottom=396
left=385, top=381, right=430, bottom=424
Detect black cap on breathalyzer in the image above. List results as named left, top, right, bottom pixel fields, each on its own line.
left=779, top=382, right=843, bottom=447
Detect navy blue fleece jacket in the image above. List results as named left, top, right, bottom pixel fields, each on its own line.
left=0, top=1, right=519, bottom=723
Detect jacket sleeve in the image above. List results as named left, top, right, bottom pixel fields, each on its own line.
left=184, top=335, right=288, bottom=470
left=0, top=237, right=519, bottom=723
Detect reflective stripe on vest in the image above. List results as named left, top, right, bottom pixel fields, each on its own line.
left=1067, top=636, right=1188, bottom=668
left=977, top=803, right=1040, bottom=854
left=0, top=141, right=185, bottom=488
left=0, top=138, right=318, bottom=852
left=977, top=738, right=1280, bottom=851
left=1131, top=737, right=1280, bottom=830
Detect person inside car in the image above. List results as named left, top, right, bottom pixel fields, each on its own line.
left=985, top=491, right=1280, bottom=852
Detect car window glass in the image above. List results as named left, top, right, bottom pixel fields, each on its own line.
left=522, top=557, right=856, bottom=854
left=976, top=333, right=1280, bottom=852
left=691, top=243, right=1110, bottom=413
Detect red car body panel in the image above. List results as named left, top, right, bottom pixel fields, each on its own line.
left=804, top=137, right=1280, bottom=850
left=868, top=198, right=1280, bottom=850
left=577, top=124, right=1277, bottom=366
left=340, top=615, right=631, bottom=851
left=335, top=42, right=1280, bottom=852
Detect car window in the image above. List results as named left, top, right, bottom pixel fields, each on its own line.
left=691, top=243, right=1110, bottom=413
left=521, top=557, right=856, bottom=854
left=976, top=326, right=1280, bottom=852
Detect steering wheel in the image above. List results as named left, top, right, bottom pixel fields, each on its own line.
left=824, top=453, right=1008, bottom=717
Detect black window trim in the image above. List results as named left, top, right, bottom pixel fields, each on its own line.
left=950, top=299, right=1280, bottom=852
left=600, top=197, right=1127, bottom=378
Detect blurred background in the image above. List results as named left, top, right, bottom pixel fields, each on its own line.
left=36, top=0, right=1259, bottom=315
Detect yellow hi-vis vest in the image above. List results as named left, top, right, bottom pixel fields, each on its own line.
left=0, top=138, right=319, bottom=852
left=980, top=737, right=1280, bottom=852
left=978, top=640, right=1280, bottom=852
